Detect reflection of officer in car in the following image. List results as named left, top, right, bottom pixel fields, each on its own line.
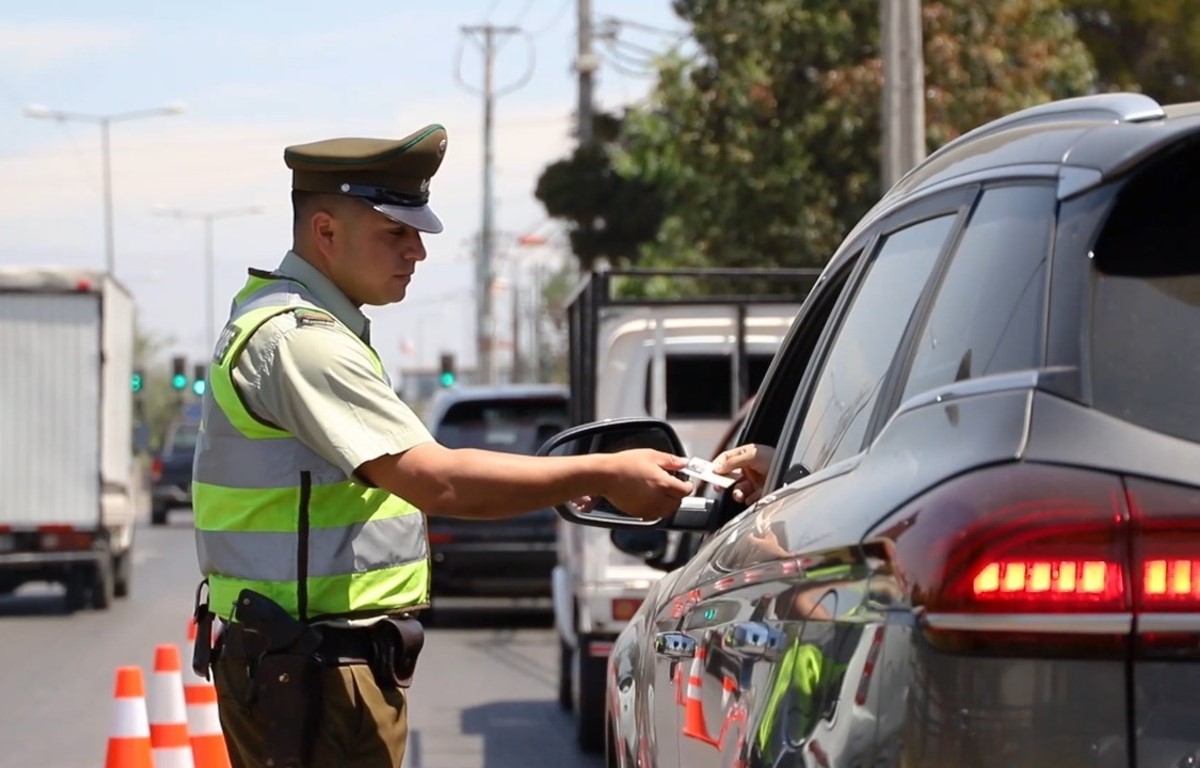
left=189, top=125, right=693, bottom=768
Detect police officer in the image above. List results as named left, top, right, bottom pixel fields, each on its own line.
left=191, top=124, right=694, bottom=768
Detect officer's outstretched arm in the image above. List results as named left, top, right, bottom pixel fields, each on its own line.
left=357, top=443, right=692, bottom=522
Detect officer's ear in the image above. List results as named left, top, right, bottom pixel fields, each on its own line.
left=309, top=209, right=339, bottom=257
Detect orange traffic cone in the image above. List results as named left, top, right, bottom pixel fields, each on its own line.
left=185, top=619, right=232, bottom=768
left=681, top=646, right=717, bottom=745
left=104, top=666, right=154, bottom=768
left=149, top=644, right=196, bottom=768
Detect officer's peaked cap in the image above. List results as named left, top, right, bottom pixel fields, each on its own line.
left=284, top=124, right=448, bottom=234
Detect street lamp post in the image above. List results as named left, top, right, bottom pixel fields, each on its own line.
left=25, top=102, right=186, bottom=276
left=153, top=206, right=264, bottom=353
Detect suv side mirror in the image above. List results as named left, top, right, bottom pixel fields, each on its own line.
left=536, top=417, right=720, bottom=531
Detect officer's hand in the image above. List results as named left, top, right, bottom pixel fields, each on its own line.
left=711, top=443, right=775, bottom=505
left=601, top=450, right=693, bottom=521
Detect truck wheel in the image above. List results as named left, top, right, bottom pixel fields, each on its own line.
left=558, top=635, right=572, bottom=711
left=64, top=568, right=88, bottom=612
left=113, top=551, right=131, bottom=599
left=576, top=641, right=607, bottom=753
left=90, top=556, right=114, bottom=610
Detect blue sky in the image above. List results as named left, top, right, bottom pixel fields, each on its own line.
left=0, top=0, right=686, bottom=378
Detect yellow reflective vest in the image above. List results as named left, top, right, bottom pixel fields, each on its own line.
left=193, top=273, right=430, bottom=621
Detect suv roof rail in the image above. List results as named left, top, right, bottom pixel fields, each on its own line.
left=928, top=92, right=1165, bottom=162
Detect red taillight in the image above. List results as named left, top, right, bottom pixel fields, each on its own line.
left=971, top=559, right=1124, bottom=604
left=1130, top=477, right=1200, bottom=614
left=876, top=463, right=1130, bottom=616
left=1142, top=559, right=1200, bottom=601
left=151, top=457, right=164, bottom=481
left=428, top=532, right=454, bottom=544
left=611, top=597, right=642, bottom=621
left=871, top=464, right=1200, bottom=654
left=38, top=525, right=93, bottom=551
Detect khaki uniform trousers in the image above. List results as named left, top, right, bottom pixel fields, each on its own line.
left=213, top=654, right=408, bottom=768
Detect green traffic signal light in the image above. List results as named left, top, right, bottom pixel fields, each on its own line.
left=192, top=379, right=207, bottom=396
left=131, top=372, right=143, bottom=392
left=439, top=371, right=455, bottom=387
left=171, top=373, right=188, bottom=390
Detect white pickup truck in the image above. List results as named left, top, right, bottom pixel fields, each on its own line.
left=0, top=267, right=140, bottom=610
left=553, top=267, right=816, bottom=751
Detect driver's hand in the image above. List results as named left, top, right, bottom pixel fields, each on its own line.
left=712, top=443, right=775, bottom=505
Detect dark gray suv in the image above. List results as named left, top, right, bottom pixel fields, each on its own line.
left=546, top=93, right=1200, bottom=767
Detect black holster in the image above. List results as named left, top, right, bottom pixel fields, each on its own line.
left=231, top=589, right=324, bottom=768
left=369, top=615, right=425, bottom=689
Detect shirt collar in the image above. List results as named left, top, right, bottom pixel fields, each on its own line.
left=276, top=251, right=371, bottom=341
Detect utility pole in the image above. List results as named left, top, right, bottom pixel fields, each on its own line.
left=576, top=0, right=597, bottom=145
left=881, top=0, right=926, bottom=188
left=459, top=24, right=525, bottom=384
left=25, top=102, right=185, bottom=276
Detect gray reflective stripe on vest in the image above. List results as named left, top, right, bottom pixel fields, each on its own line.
left=197, top=514, right=428, bottom=580
left=195, top=403, right=344, bottom=488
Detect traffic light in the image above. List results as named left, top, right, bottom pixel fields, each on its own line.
left=131, top=369, right=144, bottom=393
left=438, top=352, right=456, bottom=388
left=191, top=363, right=207, bottom=396
left=170, top=355, right=187, bottom=391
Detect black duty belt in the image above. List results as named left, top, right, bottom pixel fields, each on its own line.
left=220, top=622, right=376, bottom=666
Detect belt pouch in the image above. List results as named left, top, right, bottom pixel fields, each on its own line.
left=370, top=617, right=425, bottom=689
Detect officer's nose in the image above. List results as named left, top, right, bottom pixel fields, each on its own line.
left=407, top=232, right=427, bottom=262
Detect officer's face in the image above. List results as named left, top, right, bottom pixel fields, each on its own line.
left=330, top=205, right=427, bottom=306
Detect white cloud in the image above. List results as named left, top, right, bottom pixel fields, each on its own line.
left=0, top=21, right=138, bottom=69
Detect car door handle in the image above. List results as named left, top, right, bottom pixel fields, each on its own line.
left=654, top=632, right=697, bottom=659
left=723, top=622, right=783, bottom=659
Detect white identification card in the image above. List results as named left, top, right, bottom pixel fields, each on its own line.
left=681, top=457, right=737, bottom=489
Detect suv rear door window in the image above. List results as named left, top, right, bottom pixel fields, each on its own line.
left=900, top=185, right=1053, bottom=403
left=785, top=215, right=955, bottom=473
left=434, top=398, right=569, bottom=454
left=1090, top=151, right=1200, bottom=443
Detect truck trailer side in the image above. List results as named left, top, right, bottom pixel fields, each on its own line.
left=0, top=267, right=139, bottom=610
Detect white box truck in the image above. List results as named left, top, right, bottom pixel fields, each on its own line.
left=554, top=267, right=817, bottom=751
left=0, top=267, right=139, bottom=610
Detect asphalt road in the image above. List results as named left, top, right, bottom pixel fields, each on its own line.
left=0, top=511, right=601, bottom=768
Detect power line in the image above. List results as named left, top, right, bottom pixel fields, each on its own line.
left=527, top=0, right=572, bottom=37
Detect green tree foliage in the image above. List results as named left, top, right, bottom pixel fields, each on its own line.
left=536, top=1, right=1096, bottom=274
left=534, top=113, right=665, bottom=270
left=625, top=0, right=1095, bottom=270
left=1063, top=0, right=1200, bottom=103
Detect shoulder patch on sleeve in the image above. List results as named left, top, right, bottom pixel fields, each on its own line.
left=292, top=308, right=336, bottom=326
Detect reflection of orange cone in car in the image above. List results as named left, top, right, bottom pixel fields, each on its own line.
left=721, top=674, right=737, bottom=708
left=682, top=646, right=717, bottom=745
left=149, top=644, right=195, bottom=768
left=104, top=666, right=154, bottom=768
left=185, top=619, right=232, bottom=768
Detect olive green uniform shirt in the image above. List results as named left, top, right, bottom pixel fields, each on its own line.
left=231, top=251, right=433, bottom=476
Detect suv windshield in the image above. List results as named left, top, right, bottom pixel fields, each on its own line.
left=434, top=397, right=568, bottom=455
left=1090, top=142, right=1200, bottom=443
